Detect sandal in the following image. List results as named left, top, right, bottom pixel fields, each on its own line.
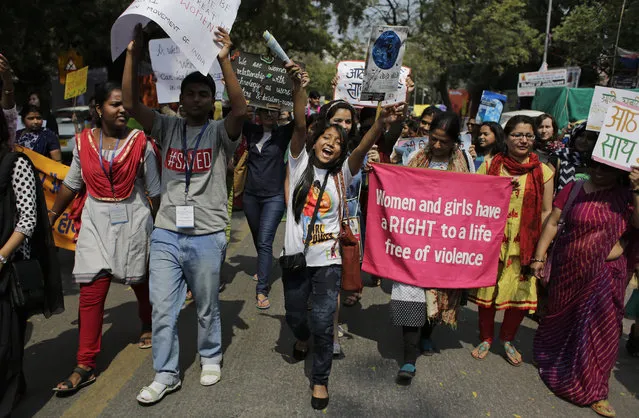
left=200, top=364, right=221, bottom=386
left=626, top=324, right=639, bottom=357
left=256, top=294, right=270, bottom=310
left=136, top=381, right=182, bottom=405
left=138, top=332, right=152, bottom=349
left=396, top=363, right=416, bottom=385
left=293, top=341, right=309, bottom=361
left=52, top=366, right=96, bottom=394
left=591, top=399, right=616, bottom=417
left=504, top=342, right=523, bottom=366
left=471, top=341, right=491, bottom=360
left=343, top=293, right=362, bottom=307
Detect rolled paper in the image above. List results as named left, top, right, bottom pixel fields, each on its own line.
left=263, top=31, right=291, bottom=63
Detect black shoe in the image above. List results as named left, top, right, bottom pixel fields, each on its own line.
left=396, top=364, right=416, bottom=385
left=293, top=342, right=308, bottom=361
left=311, top=395, right=329, bottom=410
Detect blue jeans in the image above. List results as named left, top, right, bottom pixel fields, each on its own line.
left=243, top=192, right=285, bottom=296
left=282, top=265, right=341, bottom=386
left=148, top=228, right=227, bottom=386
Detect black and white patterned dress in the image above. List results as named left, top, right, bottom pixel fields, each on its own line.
left=10, top=156, right=37, bottom=259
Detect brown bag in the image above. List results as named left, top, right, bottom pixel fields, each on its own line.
left=335, top=171, right=362, bottom=291
left=233, top=150, right=249, bottom=195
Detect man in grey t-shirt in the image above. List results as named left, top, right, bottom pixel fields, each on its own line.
left=123, top=25, right=247, bottom=405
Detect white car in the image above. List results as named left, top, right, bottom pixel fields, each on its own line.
left=499, top=110, right=544, bottom=127
left=55, top=106, right=90, bottom=163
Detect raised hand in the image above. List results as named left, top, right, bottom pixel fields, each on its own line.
left=127, top=24, right=144, bottom=58
left=0, top=54, right=13, bottom=82
left=630, top=166, right=639, bottom=191
left=215, top=27, right=233, bottom=59
left=285, top=62, right=307, bottom=89
left=379, top=102, right=406, bottom=124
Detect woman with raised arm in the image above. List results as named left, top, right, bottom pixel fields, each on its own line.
left=49, top=82, right=161, bottom=396
left=282, top=63, right=403, bottom=410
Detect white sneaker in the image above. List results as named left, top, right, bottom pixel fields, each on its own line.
left=200, top=364, right=221, bottom=386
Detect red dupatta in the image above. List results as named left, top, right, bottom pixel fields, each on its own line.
left=68, top=128, right=159, bottom=237
left=487, top=153, right=545, bottom=266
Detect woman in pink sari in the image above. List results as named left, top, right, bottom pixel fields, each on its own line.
left=531, top=162, right=639, bottom=417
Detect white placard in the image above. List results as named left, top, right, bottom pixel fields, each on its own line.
left=111, top=0, right=241, bottom=75
left=334, top=61, right=409, bottom=108
left=586, top=86, right=639, bottom=132
left=149, top=38, right=224, bottom=103
left=517, top=69, right=572, bottom=97
left=360, top=26, right=408, bottom=102
left=592, top=101, right=639, bottom=171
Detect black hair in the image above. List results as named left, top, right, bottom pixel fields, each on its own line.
left=292, top=124, right=348, bottom=223
left=420, top=106, right=443, bottom=120
left=317, top=100, right=358, bottom=139
left=406, top=118, right=420, bottom=134
left=309, top=91, right=320, bottom=99
left=535, top=113, right=559, bottom=142
left=0, top=110, right=10, bottom=162
left=20, top=105, right=42, bottom=123
left=429, top=111, right=461, bottom=144
left=479, top=121, right=506, bottom=156
left=504, top=115, right=535, bottom=137
left=181, top=72, right=216, bottom=97
left=93, top=82, right=123, bottom=124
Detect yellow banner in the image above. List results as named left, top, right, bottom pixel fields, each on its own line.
left=16, top=146, right=77, bottom=251
left=64, top=66, right=89, bottom=100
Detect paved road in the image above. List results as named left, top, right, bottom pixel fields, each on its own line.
left=12, top=213, right=639, bottom=417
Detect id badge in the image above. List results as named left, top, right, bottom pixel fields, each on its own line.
left=109, top=205, right=128, bottom=225
left=176, top=206, right=195, bottom=229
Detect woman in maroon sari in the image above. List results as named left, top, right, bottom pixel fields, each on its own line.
left=531, top=162, right=639, bottom=417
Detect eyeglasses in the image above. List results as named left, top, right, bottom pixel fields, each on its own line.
left=509, top=133, right=536, bottom=141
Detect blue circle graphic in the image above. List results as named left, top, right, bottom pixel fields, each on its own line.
left=372, top=31, right=401, bottom=70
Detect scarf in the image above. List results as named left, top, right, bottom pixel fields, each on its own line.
left=69, top=129, right=160, bottom=236
left=407, top=147, right=470, bottom=173
left=553, top=148, right=582, bottom=193
left=487, top=153, right=544, bottom=266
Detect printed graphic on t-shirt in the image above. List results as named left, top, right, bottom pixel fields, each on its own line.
left=302, top=179, right=336, bottom=247
left=165, top=148, right=212, bottom=173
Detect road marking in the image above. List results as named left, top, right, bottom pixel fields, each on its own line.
left=61, top=344, right=150, bottom=418
left=62, top=218, right=251, bottom=417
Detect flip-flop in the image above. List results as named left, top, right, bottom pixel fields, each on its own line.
left=138, top=333, right=152, bottom=349
left=504, top=342, right=523, bottom=366
left=591, top=400, right=616, bottom=417
left=471, top=342, right=491, bottom=360
left=256, top=295, right=270, bottom=310
left=137, top=381, right=181, bottom=405
left=53, top=367, right=96, bottom=394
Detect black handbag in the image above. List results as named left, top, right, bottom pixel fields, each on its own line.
left=280, top=171, right=330, bottom=274
left=9, top=259, right=46, bottom=314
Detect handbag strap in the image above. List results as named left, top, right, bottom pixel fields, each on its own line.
left=335, top=171, right=350, bottom=222
left=556, top=180, right=584, bottom=236
left=303, top=170, right=331, bottom=254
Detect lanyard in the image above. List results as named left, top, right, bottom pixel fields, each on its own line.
left=99, top=130, right=121, bottom=198
left=182, top=121, right=209, bottom=198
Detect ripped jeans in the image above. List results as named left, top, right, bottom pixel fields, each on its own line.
left=282, top=264, right=341, bottom=386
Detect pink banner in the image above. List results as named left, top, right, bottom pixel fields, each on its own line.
left=362, top=164, right=512, bottom=289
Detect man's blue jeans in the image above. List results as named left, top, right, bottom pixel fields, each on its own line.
left=149, top=228, right=226, bottom=386
left=242, top=192, right=285, bottom=296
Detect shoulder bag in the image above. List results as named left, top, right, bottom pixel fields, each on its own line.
left=335, top=171, right=363, bottom=291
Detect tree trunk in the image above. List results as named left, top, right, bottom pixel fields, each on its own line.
left=436, top=72, right=452, bottom=109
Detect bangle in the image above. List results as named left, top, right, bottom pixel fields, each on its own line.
left=48, top=209, right=59, bottom=217
left=3, top=89, right=13, bottom=94
left=0, top=254, right=7, bottom=265
left=530, top=258, right=545, bottom=264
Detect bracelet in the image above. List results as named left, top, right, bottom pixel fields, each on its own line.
left=48, top=209, right=59, bottom=217
left=0, top=254, right=7, bottom=265
left=3, top=89, right=13, bottom=94
left=530, top=258, right=545, bottom=264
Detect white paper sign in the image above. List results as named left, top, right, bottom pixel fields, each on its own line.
left=334, top=61, right=409, bottom=108
left=111, top=0, right=241, bottom=75
left=517, top=69, right=571, bottom=97
left=361, top=26, right=408, bottom=102
left=587, top=86, right=639, bottom=132
left=149, top=38, right=224, bottom=103
left=592, top=101, right=639, bottom=171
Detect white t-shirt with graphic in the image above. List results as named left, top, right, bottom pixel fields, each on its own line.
left=285, top=148, right=353, bottom=267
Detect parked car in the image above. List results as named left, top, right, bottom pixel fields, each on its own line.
left=55, top=106, right=90, bottom=164
left=499, top=110, right=544, bottom=127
